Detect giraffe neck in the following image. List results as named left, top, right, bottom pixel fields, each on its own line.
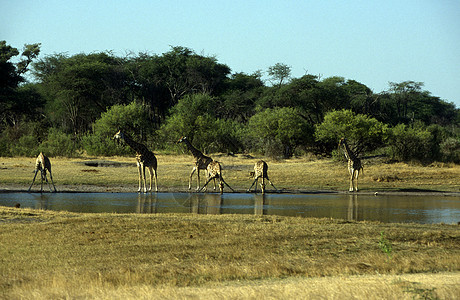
left=342, top=141, right=357, bottom=161
left=183, top=139, right=205, bottom=159
left=121, top=134, right=149, bottom=155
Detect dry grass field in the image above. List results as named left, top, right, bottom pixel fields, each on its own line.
left=0, top=154, right=459, bottom=193
left=0, top=207, right=459, bottom=299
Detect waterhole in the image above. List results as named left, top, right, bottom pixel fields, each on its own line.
left=1, top=192, right=459, bottom=224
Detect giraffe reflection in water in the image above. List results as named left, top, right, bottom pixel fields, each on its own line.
left=347, top=194, right=359, bottom=221
left=253, top=194, right=268, bottom=216
left=136, top=193, right=269, bottom=216
left=188, top=193, right=223, bottom=214
left=137, top=193, right=159, bottom=213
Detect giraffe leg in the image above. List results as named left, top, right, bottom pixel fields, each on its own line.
left=349, top=169, right=354, bottom=192
left=218, top=179, right=224, bottom=194
left=247, top=178, right=258, bottom=192
left=221, top=177, right=235, bottom=193
left=267, top=177, right=278, bottom=191
left=40, top=170, right=44, bottom=193
left=137, top=163, right=143, bottom=193
left=43, top=172, right=53, bottom=193
left=142, top=165, right=147, bottom=193
left=189, top=167, right=196, bottom=190
left=28, top=170, right=39, bottom=192
left=147, top=167, right=153, bottom=192
left=49, top=171, right=57, bottom=192
left=200, top=169, right=208, bottom=192
left=153, top=168, right=158, bottom=192
left=260, top=177, right=265, bottom=194
left=354, top=170, right=359, bottom=192
left=198, top=177, right=213, bottom=193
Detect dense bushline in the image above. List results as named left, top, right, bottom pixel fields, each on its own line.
left=1, top=41, right=459, bottom=162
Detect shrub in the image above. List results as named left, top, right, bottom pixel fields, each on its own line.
left=38, top=128, right=77, bottom=157
left=440, top=137, right=460, bottom=163
left=246, top=107, right=313, bottom=158
left=386, top=123, right=435, bottom=162
left=82, top=101, right=154, bottom=156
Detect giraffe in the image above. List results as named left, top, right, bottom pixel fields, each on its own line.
left=177, top=136, right=213, bottom=190
left=113, top=130, right=158, bottom=193
left=247, top=160, right=277, bottom=194
left=28, top=152, right=57, bottom=193
left=198, top=160, right=235, bottom=194
left=339, top=138, right=363, bottom=192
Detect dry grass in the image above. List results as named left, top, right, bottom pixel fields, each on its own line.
left=1, top=154, right=459, bottom=192
left=1, top=207, right=459, bottom=299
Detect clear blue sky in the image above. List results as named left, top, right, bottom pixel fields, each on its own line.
left=2, top=0, right=460, bottom=107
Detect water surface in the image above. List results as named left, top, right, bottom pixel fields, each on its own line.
left=0, top=192, right=459, bottom=224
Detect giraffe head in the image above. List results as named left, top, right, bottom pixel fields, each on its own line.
left=339, top=137, right=347, bottom=147
left=219, top=181, right=224, bottom=194
left=113, top=130, right=125, bottom=145
left=177, top=136, right=188, bottom=144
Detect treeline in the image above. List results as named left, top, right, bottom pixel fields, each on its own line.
left=1, top=41, right=459, bottom=162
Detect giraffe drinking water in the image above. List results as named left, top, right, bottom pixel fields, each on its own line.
left=28, top=152, right=57, bottom=193
left=247, top=160, right=277, bottom=194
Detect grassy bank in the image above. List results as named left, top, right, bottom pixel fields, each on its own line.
left=1, top=154, right=459, bottom=192
left=1, top=207, right=459, bottom=299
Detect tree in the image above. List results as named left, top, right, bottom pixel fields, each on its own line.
left=159, top=93, right=243, bottom=153
left=159, top=93, right=218, bottom=148
left=154, top=46, right=231, bottom=107
left=219, top=72, right=265, bottom=121
left=33, top=52, right=129, bottom=135
left=386, top=122, right=436, bottom=162
left=247, top=107, right=313, bottom=158
left=82, top=101, right=153, bottom=156
left=0, top=41, right=42, bottom=127
left=315, top=109, right=388, bottom=155
left=387, top=81, right=424, bottom=123
left=267, top=63, right=291, bottom=87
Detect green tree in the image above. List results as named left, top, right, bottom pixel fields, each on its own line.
left=315, top=109, right=388, bottom=155
left=0, top=41, right=42, bottom=127
left=159, top=94, right=217, bottom=149
left=33, top=52, right=129, bottom=135
left=159, top=93, right=243, bottom=153
left=267, top=63, right=291, bottom=88
left=386, top=122, right=435, bottom=162
left=154, top=46, right=230, bottom=106
left=247, top=107, right=313, bottom=158
left=219, top=72, right=265, bottom=122
left=82, top=101, right=153, bottom=156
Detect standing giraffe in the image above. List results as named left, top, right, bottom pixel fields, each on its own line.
left=339, top=138, right=363, bottom=192
left=28, top=152, right=57, bottom=193
left=247, top=160, right=277, bottom=194
left=113, top=130, right=158, bottom=193
left=198, top=160, right=235, bottom=194
left=177, top=136, right=213, bottom=190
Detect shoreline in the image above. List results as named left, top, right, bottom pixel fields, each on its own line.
left=2, top=183, right=459, bottom=197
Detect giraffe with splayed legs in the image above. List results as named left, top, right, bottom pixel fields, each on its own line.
left=247, top=160, right=277, bottom=194
left=339, top=138, right=363, bottom=192
left=28, top=152, right=57, bottom=193
left=198, top=161, right=235, bottom=194
left=113, top=130, right=158, bottom=193
left=177, top=136, right=213, bottom=190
